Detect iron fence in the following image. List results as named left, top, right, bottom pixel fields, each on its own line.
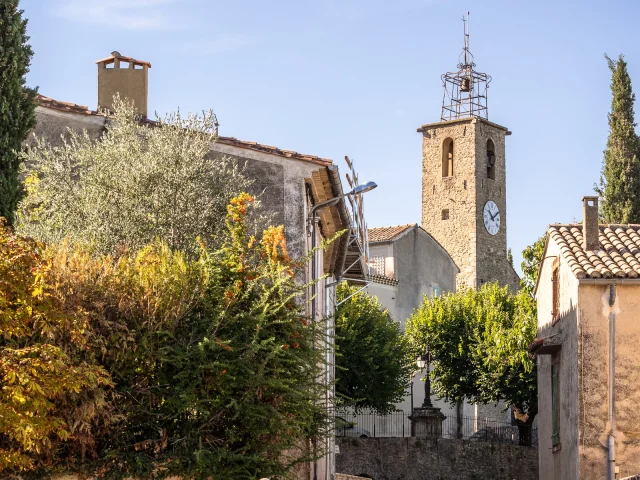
left=335, top=410, right=537, bottom=446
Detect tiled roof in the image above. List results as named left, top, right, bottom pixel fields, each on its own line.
left=36, top=95, right=100, bottom=116
left=368, top=224, right=415, bottom=243
left=368, top=274, right=399, bottom=286
left=550, top=224, right=640, bottom=279
left=217, top=137, right=332, bottom=166
left=96, top=53, right=151, bottom=67
left=35, top=94, right=332, bottom=166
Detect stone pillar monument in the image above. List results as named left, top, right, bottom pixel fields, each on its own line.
left=409, top=351, right=446, bottom=437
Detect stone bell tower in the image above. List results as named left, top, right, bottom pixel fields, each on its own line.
left=419, top=14, right=518, bottom=291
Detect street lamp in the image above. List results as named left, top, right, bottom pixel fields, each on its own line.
left=308, top=181, right=378, bottom=218
left=416, top=347, right=433, bottom=408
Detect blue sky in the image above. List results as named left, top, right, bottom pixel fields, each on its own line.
left=20, top=0, right=640, bottom=273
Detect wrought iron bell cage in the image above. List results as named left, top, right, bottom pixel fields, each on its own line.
left=440, top=12, right=492, bottom=122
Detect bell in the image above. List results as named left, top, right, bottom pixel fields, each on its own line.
left=461, top=77, right=471, bottom=92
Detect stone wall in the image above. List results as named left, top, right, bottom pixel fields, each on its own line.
left=336, top=437, right=538, bottom=480
left=419, top=117, right=517, bottom=291
left=421, top=119, right=478, bottom=289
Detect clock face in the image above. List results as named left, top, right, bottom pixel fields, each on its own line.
left=483, top=200, right=500, bottom=235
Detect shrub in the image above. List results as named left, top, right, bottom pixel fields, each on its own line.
left=1, top=194, right=328, bottom=479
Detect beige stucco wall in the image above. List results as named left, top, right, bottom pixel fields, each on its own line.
left=537, top=236, right=640, bottom=479
left=98, top=64, right=148, bottom=117
left=536, top=236, right=580, bottom=480
left=577, top=282, right=640, bottom=480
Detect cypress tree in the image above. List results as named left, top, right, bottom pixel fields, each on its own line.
left=597, top=54, right=640, bottom=223
left=0, top=0, right=37, bottom=225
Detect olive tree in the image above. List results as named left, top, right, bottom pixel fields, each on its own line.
left=17, top=97, right=251, bottom=256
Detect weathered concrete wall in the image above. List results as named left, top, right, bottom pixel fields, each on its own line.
left=210, top=143, right=320, bottom=261
left=577, top=283, right=640, bottom=480
left=393, top=227, right=457, bottom=330
left=420, top=118, right=517, bottom=291
left=336, top=437, right=538, bottom=480
left=31, top=107, right=106, bottom=147
left=536, top=236, right=580, bottom=480
left=537, top=236, right=640, bottom=480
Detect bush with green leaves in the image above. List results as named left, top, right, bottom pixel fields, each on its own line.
left=2, top=194, right=328, bottom=479
left=405, top=283, right=537, bottom=444
left=335, top=283, right=412, bottom=414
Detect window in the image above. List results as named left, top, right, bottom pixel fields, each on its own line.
left=442, top=138, right=454, bottom=177
left=551, top=258, right=560, bottom=322
left=551, top=362, right=560, bottom=448
left=487, top=139, right=496, bottom=180
left=441, top=209, right=449, bottom=220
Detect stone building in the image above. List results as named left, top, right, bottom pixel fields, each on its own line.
left=31, top=51, right=372, bottom=480
left=417, top=19, right=519, bottom=292
left=418, top=117, right=519, bottom=291
left=531, top=196, right=640, bottom=480
left=367, top=224, right=458, bottom=330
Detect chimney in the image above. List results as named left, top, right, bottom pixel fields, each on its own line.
left=96, top=51, right=151, bottom=117
left=582, top=196, right=599, bottom=251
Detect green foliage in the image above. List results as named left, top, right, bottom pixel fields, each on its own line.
left=18, top=97, right=251, bottom=257
left=2, top=194, right=328, bottom=479
left=596, top=54, right=640, bottom=223
left=335, top=283, right=412, bottom=414
left=405, top=283, right=537, bottom=424
left=520, top=235, right=546, bottom=296
left=0, top=0, right=37, bottom=225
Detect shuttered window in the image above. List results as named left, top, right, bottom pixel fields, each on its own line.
left=551, top=259, right=560, bottom=321
left=551, top=363, right=560, bottom=447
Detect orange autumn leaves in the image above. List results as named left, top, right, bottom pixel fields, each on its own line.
left=223, top=193, right=293, bottom=305
left=0, top=220, right=111, bottom=472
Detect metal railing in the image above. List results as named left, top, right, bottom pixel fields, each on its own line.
left=335, top=410, right=538, bottom=446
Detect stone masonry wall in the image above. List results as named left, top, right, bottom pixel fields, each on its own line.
left=473, top=120, right=511, bottom=289
left=421, top=119, right=478, bottom=289
left=420, top=118, right=517, bottom=291
left=336, top=437, right=538, bottom=480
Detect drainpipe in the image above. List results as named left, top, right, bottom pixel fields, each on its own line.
left=310, top=213, right=320, bottom=480
left=608, top=284, right=616, bottom=480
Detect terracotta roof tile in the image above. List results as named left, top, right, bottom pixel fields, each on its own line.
left=36, top=94, right=100, bottom=116
left=36, top=95, right=332, bottom=166
left=368, top=274, right=399, bottom=286
left=96, top=53, right=151, bottom=67
left=216, top=136, right=332, bottom=166
left=368, top=224, right=416, bottom=243
left=550, top=224, right=640, bottom=279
